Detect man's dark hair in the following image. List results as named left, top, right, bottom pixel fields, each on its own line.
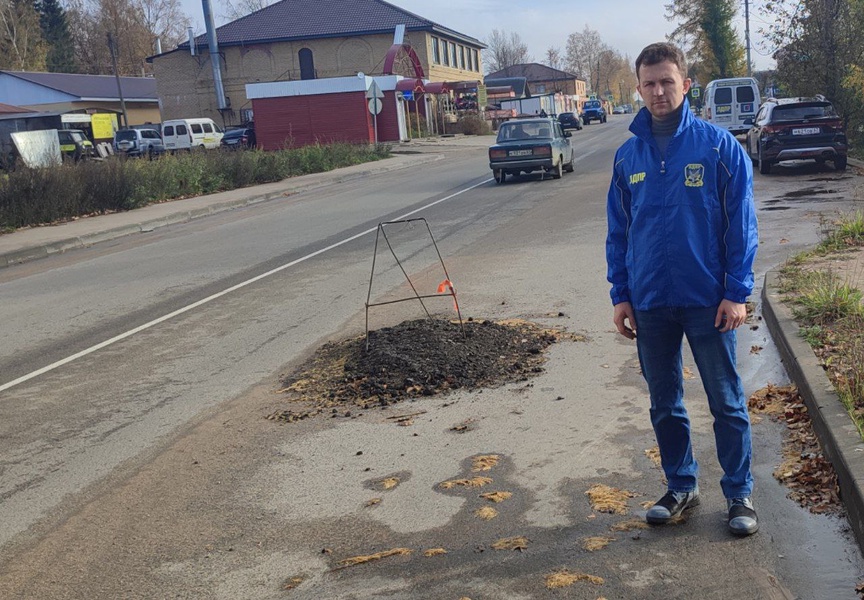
left=635, top=42, right=688, bottom=80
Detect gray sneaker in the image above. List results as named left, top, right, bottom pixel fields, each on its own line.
left=727, top=497, right=759, bottom=536
left=646, top=488, right=700, bottom=524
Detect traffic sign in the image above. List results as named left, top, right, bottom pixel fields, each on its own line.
left=368, top=98, right=383, bottom=115
left=691, top=87, right=701, bottom=98
left=366, top=81, right=384, bottom=100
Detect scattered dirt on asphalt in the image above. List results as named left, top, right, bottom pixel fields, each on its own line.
left=480, top=491, right=512, bottom=503
left=748, top=384, right=842, bottom=514
left=268, top=318, right=577, bottom=423
left=439, top=476, right=493, bottom=489
left=423, top=548, right=447, bottom=557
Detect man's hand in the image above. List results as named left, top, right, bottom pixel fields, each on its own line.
left=715, top=299, right=747, bottom=332
left=613, top=301, right=637, bottom=340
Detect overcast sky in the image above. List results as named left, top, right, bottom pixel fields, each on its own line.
left=182, top=0, right=776, bottom=74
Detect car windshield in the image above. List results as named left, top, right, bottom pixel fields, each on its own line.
left=497, top=121, right=553, bottom=142
left=224, top=129, right=246, bottom=138
left=773, top=103, right=837, bottom=121
left=69, top=132, right=85, bottom=142
left=559, top=113, right=574, bottom=118
left=585, top=101, right=601, bottom=108
left=115, top=131, right=136, bottom=141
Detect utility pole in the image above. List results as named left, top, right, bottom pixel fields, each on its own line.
left=744, top=0, right=752, bottom=77
left=106, top=32, right=129, bottom=129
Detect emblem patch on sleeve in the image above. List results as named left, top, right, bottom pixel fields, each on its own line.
left=684, top=164, right=705, bottom=187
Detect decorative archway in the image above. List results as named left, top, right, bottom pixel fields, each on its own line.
left=382, top=43, right=425, bottom=79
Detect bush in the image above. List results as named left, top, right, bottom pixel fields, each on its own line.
left=459, top=114, right=492, bottom=135
left=0, top=143, right=391, bottom=230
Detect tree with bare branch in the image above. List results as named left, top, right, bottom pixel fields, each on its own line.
left=483, top=29, right=532, bottom=74
left=0, top=0, right=48, bottom=70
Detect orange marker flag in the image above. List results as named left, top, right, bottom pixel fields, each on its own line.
left=437, top=279, right=458, bottom=311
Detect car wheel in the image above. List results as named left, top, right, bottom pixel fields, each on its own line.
left=746, top=140, right=757, bottom=165
left=551, top=159, right=563, bottom=179
left=758, top=144, right=771, bottom=175
left=494, top=169, right=507, bottom=184
left=564, top=154, right=575, bottom=172
left=834, top=155, right=847, bottom=171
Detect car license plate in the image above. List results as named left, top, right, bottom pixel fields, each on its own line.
left=509, top=149, right=532, bottom=156
left=792, top=127, right=820, bottom=135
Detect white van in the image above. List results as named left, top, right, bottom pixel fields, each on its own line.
left=704, top=77, right=761, bottom=135
left=161, top=118, right=224, bottom=151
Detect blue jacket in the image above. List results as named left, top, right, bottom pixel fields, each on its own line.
left=606, top=99, right=758, bottom=311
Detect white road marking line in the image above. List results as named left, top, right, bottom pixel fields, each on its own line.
left=0, top=178, right=493, bottom=393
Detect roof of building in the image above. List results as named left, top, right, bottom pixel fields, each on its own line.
left=0, top=71, right=158, bottom=101
left=0, top=102, right=34, bottom=114
left=483, top=77, right=530, bottom=99
left=486, top=63, right=582, bottom=83
left=172, top=0, right=483, bottom=53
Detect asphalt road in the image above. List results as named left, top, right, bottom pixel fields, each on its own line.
left=1, top=117, right=863, bottom=599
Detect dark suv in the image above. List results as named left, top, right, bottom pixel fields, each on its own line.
left=581, top=100, right=607, bottom=124
left=557, top=112, right=583, bottom=130
left=746, top=96, right=847, bottom=174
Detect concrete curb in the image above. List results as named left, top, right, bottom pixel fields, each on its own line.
left=762, top=271, right=864, bottom=551
left=0, top=153, right=442, bottom=269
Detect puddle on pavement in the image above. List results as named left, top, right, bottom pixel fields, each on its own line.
left=781, top=188, right=839, bottom=198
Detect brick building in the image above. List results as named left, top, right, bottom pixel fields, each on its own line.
left=485, top=64, right=586, bottom=98
left=148, top=0, right=484, bottom=126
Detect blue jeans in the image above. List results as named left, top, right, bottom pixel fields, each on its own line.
left=635, top=306, right=753, bottom=499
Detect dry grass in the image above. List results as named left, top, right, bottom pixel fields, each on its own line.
left=282, top=576, right=304, bottom=590
left=475, top=507, right=499, bottom=520
left=585, top=484, right=637, bottom=514
left=491, top=536, right=529, bottom=551
left=480, top=491, right=512, bottom=503
left=471, top=454, right=500, bottom=472
left=380, top=477, right=400, bottom=490
left=545, top=570, right=605, bottom=589
left=610, top=518, right=649, bottom=532
left=364, top=498, right=382, bottom=508
left=644, top=447, right=662, bottom=467
left=440, top=476, right=493, bottom=489
left=423, top=548, right=447, bottom=557
left=335, top=548, right=412, bottom=569
left=582, top=536, right=615, bottom=551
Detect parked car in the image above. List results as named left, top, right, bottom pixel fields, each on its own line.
left=113, top=128, right=164, bottom=158
left=746, top=95, right=847, bottom=174
left=220, top=126, right=256, bottom=149
left=488, top=118, right=574, bottom=183
left=612, top=105, right=626, bottom=114
left=557, top=112, right=583, bottom=131
left=57, top=129, right=94, bottom=162
left=161, top=118, right=223, bottom=152
left=581, top=100, right=607, bottom=124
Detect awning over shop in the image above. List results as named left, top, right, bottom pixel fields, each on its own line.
left=396, top=78, right=424, bottom=93
left=424, top=81, right=450, bottom=94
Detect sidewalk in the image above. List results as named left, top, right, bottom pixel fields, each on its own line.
left=762, top=155, right=864, bottom=552
left=0, top=152, right=442, bottom=269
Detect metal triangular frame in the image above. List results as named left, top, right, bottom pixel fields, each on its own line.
left=365, top=218, right=465, bottom=350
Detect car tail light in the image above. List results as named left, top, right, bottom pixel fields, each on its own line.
left=489, top=149, right=507, bottom=159
left=533, top=145, right=552, bottom=156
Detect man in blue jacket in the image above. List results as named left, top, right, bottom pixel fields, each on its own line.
left=606, top=42, right=759, bottom=536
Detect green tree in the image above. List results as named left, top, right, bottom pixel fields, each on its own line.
left=665, top=0, right=746, bottom=82
left=763, top=0, right=864, bottom=144
left=0, top=0, right=48, bottom=70
left=37, top=0, right=76, bottom=72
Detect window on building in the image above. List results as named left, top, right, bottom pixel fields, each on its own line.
left=472, top=49, right=479, bottom=71
left=432, top=36, right=440, bottom=64
left=450, top=42, right=457, bottom=67
left=299, top=48, right=315, bottom=80
left=442, top=39, right=450, bottom=66
left=460, top=46, right=466, bottom=69
left=536, top=84, right=546, bottom=93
